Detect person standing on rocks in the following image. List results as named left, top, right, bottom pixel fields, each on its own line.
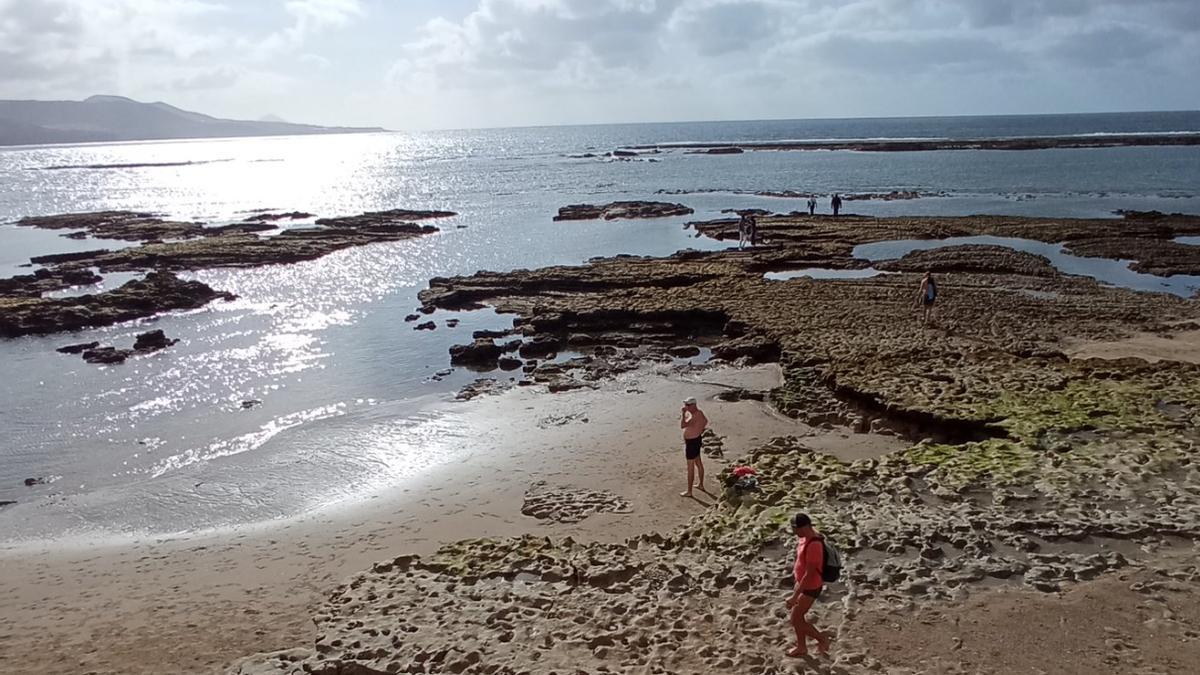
left=807, top=196, right=817, bottom=215
left=737, top=214, right=749, bottom=250
left=831, top=194, right=842, bottom=216
left=916, top=271, right=938, bottom=326
left=747, top=215, right=759, bottom=247
left=786, top=512, right=831, bottom=658
left=679, top=397, right=708, bottom=497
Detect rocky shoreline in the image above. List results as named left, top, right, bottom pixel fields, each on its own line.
left=231, top=209, right=1200, bottom=673
left=553, top=201, right=694, bottom=221
left=626, top=132, right=1200, bottom=153
left=0, top=208, right=453, bottom=339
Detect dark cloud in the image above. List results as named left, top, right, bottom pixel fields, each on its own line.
left=802, top=32, right=1018, bottom=73
left=671, top=1, right=779, bottom=57
left=1048, top=25, right=1165, bottom=67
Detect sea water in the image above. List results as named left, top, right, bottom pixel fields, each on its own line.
left=1, top=112, right=1199, bottom=544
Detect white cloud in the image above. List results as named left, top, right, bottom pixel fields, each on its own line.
left=256, top=0, right=364, bottom=55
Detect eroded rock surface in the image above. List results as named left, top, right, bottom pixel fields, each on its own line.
left=2, top=208, right=451, bottom=338
left=553, top=201, right=694, bottom=221
left=520, top=481, right=632, bottom=523
left=0, top=272, right=234, bottom=338
left=226, top=207, right=1200, bottom=674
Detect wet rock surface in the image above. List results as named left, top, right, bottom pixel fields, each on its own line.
left=2, top=208, right=451, bottom=339
left=553, top=201, right=694, bottom=221
left=71, top=329, right=179, bottom=365
left=0, top=271, right=234, bottom=338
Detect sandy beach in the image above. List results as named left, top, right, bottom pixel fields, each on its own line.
left=1, top=363, right=890, bottom=674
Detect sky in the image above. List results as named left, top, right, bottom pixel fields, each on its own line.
left=1, top=0, right=1198, bottom=130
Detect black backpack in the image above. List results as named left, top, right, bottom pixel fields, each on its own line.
left=817, top=538, right=843, bottom=583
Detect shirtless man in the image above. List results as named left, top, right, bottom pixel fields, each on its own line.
left=679, top=397, right=708, bottom=497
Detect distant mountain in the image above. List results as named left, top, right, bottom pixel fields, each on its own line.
left=0, top=95, right=385, bottom=146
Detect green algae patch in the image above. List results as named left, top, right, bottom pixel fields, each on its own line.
left=904, top=439, right=1041, bottom=490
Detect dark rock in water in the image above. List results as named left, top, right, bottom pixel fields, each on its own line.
left=710, top=334, right=781, bottom=364
left=449, top=338, right=503, bottom=366
left=419, top=306, right=435, bottom=315
left=24, top=477, right=46, bottom=486
left=241, top=399, right=262, bottom=410
left=498, top=356, right=523, bottom=371
left=57, top=341, right=100, bottom=354
left=82, top=346, right=132, bottom=364
left=702, top=147, right=744, bottom=154
left=244, top=211, right=314, bottom=222
left=133, top=329, right=178, bottom=352
left=0, top=500, right=15, bottom=507
left=472, top=329, right=510, bottom=339
left=554, top=201, right=694, bottom=221
left=315, top=209, right=457, bottom=227
left=445, top=319, right=460, bottom=327
left=29, top=249, right=113, bottom=265
left=668, top=345, right=701, bottom=358
left=404, top=314, right=420, bottom=322
left=415, top=321, right=436, bottom=331
left=0, top=267, right=104, bottom=297
left=17, top=210, right=207, bottom=242
left=518, top=336, right=561, bottom=358
left=715, top=388, right=766, bottom=402
left=0, top=271, right=235, bottom=338
left=609, top=150, right=637, bottom=158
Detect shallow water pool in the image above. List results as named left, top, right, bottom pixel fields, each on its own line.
left=764, top=268, right=890, bottom=281
left=853, top=235, right=1200, bottom=297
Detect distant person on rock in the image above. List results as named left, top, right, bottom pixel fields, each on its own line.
left=916, top=271, right=937, bottom=326
left=679, top=396, right=708, bottom=496
left=787, top=512, right=832, bottom=658
left=831, top=194, right=842, bottom=216
left=748, top=215, right=759, bottom=247
left=737, top=214, right=749, bottom=250
left=807, top=196, right=817, bottom=215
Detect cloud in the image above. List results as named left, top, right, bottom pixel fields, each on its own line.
left=256, top=0, right=364, bottom=55
left=169, top=66, right=241, bottom=91
left=390, top=0, right=684, bottom=92
left=383, top=0, right=1200, bottom=127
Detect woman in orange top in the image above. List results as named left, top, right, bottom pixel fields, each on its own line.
left=786, top=512, right=831, bottom=657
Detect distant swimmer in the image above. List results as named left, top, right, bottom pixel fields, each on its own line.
left=807, top=196, right=817, bottom=215
left=679, top=396, right=708, bottom=497
left=831, top=194, right=842, bottom=216
left=916, top=270, right=937, bottom=326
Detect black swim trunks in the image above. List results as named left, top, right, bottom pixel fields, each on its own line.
left=684, top=436, right=702, bottom=460
left=802, top=587, right=824, bottom=600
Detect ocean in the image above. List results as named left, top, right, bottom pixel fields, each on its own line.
left=2, top=111, right=1199, bottom=546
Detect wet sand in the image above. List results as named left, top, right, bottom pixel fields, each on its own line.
left=0, top=363, right=896, bottom=674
